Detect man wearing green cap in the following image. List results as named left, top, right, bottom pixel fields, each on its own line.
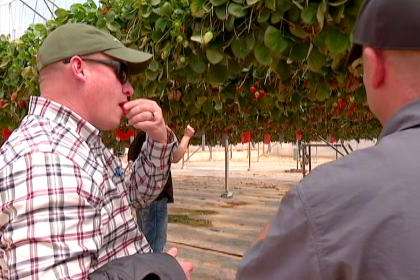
left=0, top=23, right=192, bottom=279
left=237, top=0, right=420, bottom=279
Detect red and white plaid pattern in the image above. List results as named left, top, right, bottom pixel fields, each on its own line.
left=0, top=96, right=175, bottom=279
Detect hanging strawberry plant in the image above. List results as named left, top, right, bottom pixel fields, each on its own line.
left=0, top=0, right=380, bottom=149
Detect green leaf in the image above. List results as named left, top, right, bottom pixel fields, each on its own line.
left=191, top=32, right=214, bottom=45
left=155, top=18, right=168, bottom=32
left=246, top=0, right=260, bottom=6
left=106, top=21, right=120, bottom=33
left=0, top=58, right=9, bottom=69
left=317, top=1, right=327, bottom=30
left=191, top=56, right=206, bottom=74
left=315, top=82, right=331, bottom=101
left=206, top=48, right=224, bottom=64
left=308, top=48, right=327, bottom=73
left=207, top=65, right=229, bottom=85
left=257, top=9, right=271, bottom=23
left=151, top=30, right=162, bottom=42
left=203, top=31, right=214, bottom=44
left=301, top=3, right=318, bottom=24
left=254, top=44, right=272, bottom=65
left=55, top=8, right=69, bottom=18
left=191, top=0, right=206, bottom=17
left=286, top=5, right=300, bottom=22
left=210, top=0, right=229, bottom=7
left=148, top=61, right=161, bottom=72
left=264, top=0, right=276, bottom=11
left=151, top=0, right=161, bottom=6
left=270, top=11, right=283, bottom=24
left=290, top=43, right=310, bottom=61
left=277, top=0, right=291, bottom=14
left=160, top=2, right=173, bottom=17
left=226, top=16, right=236, bottom=31
left=215, top=6, right=228, bottom=20
left=270, top=60, right=290, bottom=80
left=228, top=3, right=248, bottom=18
left=264, top=26, right=288, bottom=56
left=289, top=24, right=309, bottom=39
left=231, top=38, right=253, bottom=59
left=325, top=28, right=350, bottom=55
left=145, top=69, right=159, bottom=81
left=246, top=36, right=256, bottom=50
left=190, top=35, right=203, bottom=44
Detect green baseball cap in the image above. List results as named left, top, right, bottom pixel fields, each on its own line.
left=37, top=23, right=152, bottom=74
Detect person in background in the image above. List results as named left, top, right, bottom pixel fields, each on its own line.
left=128, top=125, right=195, bottom=252
left=237, top=0, right=420, bottom=279
left=0, top=23, right=192, bottom=279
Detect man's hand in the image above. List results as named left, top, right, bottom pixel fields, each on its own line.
left=167, top=247, right=193, bottom=280
left=123, top=99, right=168, bottom=144
left=184, top=125, right=195, bottom=138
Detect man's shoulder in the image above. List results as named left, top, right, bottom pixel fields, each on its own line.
left=297, top=144, right=386, bottom=207
left=0, top=115, right=89, bottom=168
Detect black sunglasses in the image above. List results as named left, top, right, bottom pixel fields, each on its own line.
left=63, top=57, right=128, bottom=84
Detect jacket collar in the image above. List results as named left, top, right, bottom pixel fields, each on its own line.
left=380, top=100, right=420, bottom=139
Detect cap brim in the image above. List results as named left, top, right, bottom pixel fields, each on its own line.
left=104, top=47, right=153, bottom=74
left=347, top=44, right=363, bottom=66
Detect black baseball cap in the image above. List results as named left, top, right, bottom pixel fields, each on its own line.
left=37, top=23, right=152, bottom=74
left=348, top=0, right=420, bottom=64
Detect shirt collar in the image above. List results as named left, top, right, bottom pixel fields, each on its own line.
left=380, top=100, right=420, bottom=139
left=28, top=96, right=102, bottom=145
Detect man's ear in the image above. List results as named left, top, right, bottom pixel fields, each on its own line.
left=69, top=56, right=87, bottom=82
left=363, top=47, right=386, bottom=88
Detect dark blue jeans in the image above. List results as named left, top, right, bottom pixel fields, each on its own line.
left=137, top=197, right=168, bottom=253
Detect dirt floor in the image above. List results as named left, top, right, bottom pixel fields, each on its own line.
left=166, top=149, right=334, bottom=279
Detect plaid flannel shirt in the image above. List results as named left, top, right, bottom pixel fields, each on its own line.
left=0, top=96, right=176, bottom=279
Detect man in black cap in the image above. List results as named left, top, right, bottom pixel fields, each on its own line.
left=237, top=0, right=420, bottom=279
left=0, top=23, right=192, bottom=279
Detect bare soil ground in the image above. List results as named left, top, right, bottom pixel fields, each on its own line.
left=166, top=149, right=334, bottom=279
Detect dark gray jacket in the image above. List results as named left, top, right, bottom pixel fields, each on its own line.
left=89, top=253, right=186, bottom=280
left=237, top=101, right=420, bottom=280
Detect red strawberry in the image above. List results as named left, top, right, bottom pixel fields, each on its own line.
left=295, top=129, right=304, bottom=141
left=250, top=86, right=257, bottom=94
left=2, top=128, right=12, bottom=141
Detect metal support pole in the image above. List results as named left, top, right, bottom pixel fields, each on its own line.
left=201, top=134, right=205, bottom=151
left=302, top=142, right=307, bottom=177
left=248, top=141, right=251, bottom=171
left=230, top=144, right=233, bottom=159
left=45, top=0, right=59, bottom=9
left=340, top=140, right=350, bottom=155
left=308, top=145, right=312, bottom=172
left=42, top=0, right=55, bottom=18
left=296, top=141, right=300, bottom=170
left=221, top=136, right=233, bottom=198
left=209, top=145, right=212, bottom=161
left=18, top=0, right=48, bottom=21
left=257, top=142, right=260, bottom=162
